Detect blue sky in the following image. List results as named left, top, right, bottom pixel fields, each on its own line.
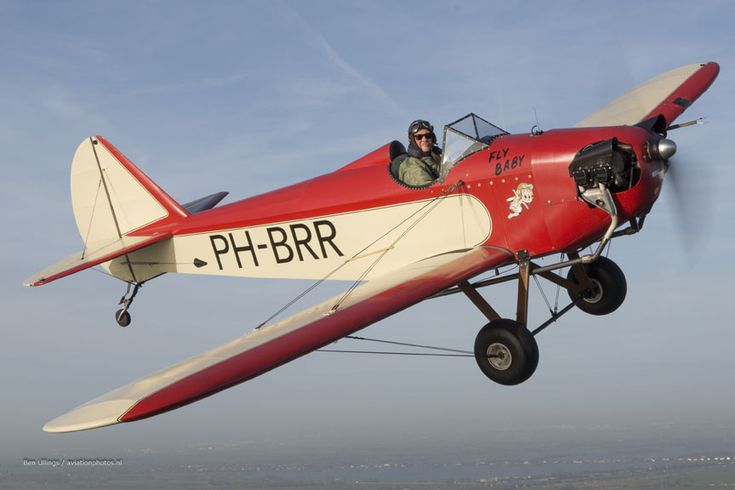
left=2, top=0, right=734, bottom=462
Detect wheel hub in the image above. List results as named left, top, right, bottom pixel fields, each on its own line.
left=487, top=342, right=512, bottom=371
left=582, top=278, right=603, bottom=304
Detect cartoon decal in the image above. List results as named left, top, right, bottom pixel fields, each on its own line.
left=507, top=183, right=534, bottom=219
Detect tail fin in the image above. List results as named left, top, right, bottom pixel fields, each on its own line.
left=72, top=136, right=188, bottom=251
left=24, top=136, right=187, bottom=287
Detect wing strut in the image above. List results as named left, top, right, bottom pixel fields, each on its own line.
left=457, top=281, right=500, bottom=321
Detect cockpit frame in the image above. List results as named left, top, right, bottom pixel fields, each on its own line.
left=439, top=113, right=508, bottom=182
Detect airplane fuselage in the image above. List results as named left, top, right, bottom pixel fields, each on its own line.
left=110, top=125, right=661, bottom=284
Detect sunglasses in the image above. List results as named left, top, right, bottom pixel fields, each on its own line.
left=414, top=133, right=433, bottom=141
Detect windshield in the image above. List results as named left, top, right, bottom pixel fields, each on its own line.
left=439, top=113, right=508, bottom=182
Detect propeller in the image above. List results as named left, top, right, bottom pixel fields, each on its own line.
left=658, top=129, right=711, bottom=252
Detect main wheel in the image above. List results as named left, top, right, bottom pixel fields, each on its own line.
left=115, top=309, right=131, bottom=327
left=566, top=256, right=626, bottom=316
left=474, top=319, right=539, bottom=386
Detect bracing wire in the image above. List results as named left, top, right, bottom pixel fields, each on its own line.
left=255, top=180, right=465, bottom=329
left=90, top=266, right=115, bottom=278
left=81, top=178, right=104, bottom=260
left=318, top=350, right=473, bottom=358
left=317, top=334, right=474, bottom=358
left=533, top=274, right=554, bottom=316
left=344, top=334, right=472, bottom=354
left=329, top=180, right=465, bottom=312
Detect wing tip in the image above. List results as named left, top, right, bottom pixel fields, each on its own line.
left=42, top=418, right=121, bottom=434
left=575, top=60, right=720, bottom=128
left=42, top=399, right=134, bottom=433
left=23, top=274, right=49, bottom=287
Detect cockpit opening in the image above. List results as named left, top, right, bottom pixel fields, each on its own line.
left=389, top=113, right=508, bottom=188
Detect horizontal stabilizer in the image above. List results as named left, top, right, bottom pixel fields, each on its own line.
left=23, top=234, right=171, bottom=287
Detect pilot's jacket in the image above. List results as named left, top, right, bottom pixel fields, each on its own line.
left=396, top=146, right=441, bottom=187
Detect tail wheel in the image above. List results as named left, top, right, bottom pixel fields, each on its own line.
left=474, top=319, right=538, bottom=386
left=567, top=256, right=626, bottom=316
left=115, top=309, right=131, bottom=327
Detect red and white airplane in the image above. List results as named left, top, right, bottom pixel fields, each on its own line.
left=26, top=62, right=719, bottom=433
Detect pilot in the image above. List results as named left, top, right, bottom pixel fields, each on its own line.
left=394, top=119, right=442, bottom=187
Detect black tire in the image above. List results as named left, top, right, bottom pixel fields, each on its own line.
left=115, top=309, right=131, bottom=327
left=566, top=256, right=626, bottom=316
left=474, top=319, right=539, bottom=386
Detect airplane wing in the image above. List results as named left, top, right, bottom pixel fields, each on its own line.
left=575, top=62, right=719, bottom=128
left=43, top=245, right=513, bottom=433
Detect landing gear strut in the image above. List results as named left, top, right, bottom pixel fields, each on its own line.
left=452, top=249, right=626, bottom=385
left=435, top=219, right=628, bottom=386
left=437, top=182, right=631, bottom=385
left=115, top=282, right=142, bottom=327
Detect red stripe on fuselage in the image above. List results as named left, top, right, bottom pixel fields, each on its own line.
left=130, top=136, right=510, bottom=239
